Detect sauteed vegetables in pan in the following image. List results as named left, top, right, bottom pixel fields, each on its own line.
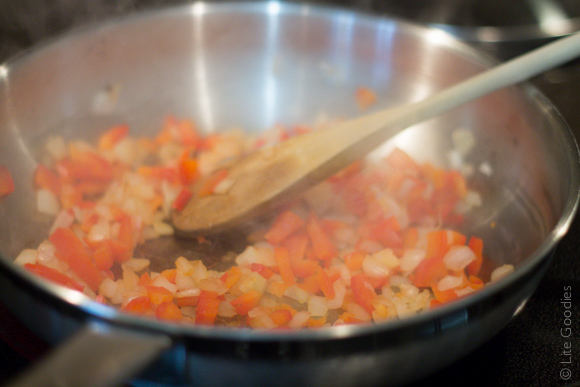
left=10, top=116, right=513, bottom=328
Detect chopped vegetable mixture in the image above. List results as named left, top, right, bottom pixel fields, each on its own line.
left=13, top=116, right=514, bottom=328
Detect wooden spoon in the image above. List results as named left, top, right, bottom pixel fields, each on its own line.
left=172, top=32, right=580, bottom=236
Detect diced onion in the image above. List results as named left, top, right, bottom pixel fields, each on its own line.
left=288, top=311, right=311, bottom=328
left=327, top=279, right=346, bottom=309
left=399, top=249, right=426, bottom=272
left=37, top=189, right=60, bottom=216
left=491, top=264, right=514, bottom=282
left=437, top=275, right=464, bottom=291
left=218, top=301, right=237, bottom=318
left=443, top=246, right=476, bottom=271
left=347, top=302, right=371, bottom=322
left=362, top=254, right=390, bottom=278
left=151, top=275, right=177, bottom=294
left=122, top=258, right=150, bottom=272
left=14, top=249, right=37, bottom=266
left=308, top=295, right=329, bottom=317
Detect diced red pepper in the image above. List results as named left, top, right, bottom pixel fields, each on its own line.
left=34, top=164, right=61, bottom=196
left=93, top=241, right=115, bottom=271
left=49, top=227, right=103, bottom=292
left=178, top=150, right=199, bottom=186
left=306, top=214, right=337, bottom=264
left=198, top=169, right=229, bottom=197
left=196, top=291, right=220, bottom=325
left=351, top=274, right=376, bottom=314
left=355, top=87, right=377, bottom=110
left=265, top=211, right=305, bottom=245
left=24, top=263, right=84, bottom=292
left=98, top=125, right=129, bottom=150
left=269, top=309, right=293, bottom=326
left=0, top=166, right=14, bottom=198
left=137, top=166, right=179, bottom=182
left=220, top=266, right=242, bottom=289
left=250, top=263, right=275, bottom=279
left=412, top=231, right=449, bottom=288
left=146, top=285, right=174, bottom=305
left=122, top=296, right=152, bottom=315
left=274, top=246, right=295, bottom=286
left=175, top=296, right=200, bottom=307
left=155, top=301, right=182, bottom=321
left=315, top=266, right=335, bottom=300
left=110, top=212, right=133, bottom=263
left=230, top=289, right=262, bottom=316
left=467, top=236, right=484, bottom=276
left=344, top=250, right=366, bottom=272
left=172, top=187, right=192, bottom=211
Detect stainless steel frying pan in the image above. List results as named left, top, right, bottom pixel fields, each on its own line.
left=0, top=3, right=578, bottom=386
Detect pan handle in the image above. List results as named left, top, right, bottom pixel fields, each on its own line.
left=4, top=323, right=172, bottom=387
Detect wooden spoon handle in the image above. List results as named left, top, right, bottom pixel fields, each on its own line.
left=173, top=32, right=580, bottom=235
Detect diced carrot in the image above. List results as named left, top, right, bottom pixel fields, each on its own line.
left=265, top=211, right=305, bottom=245
left=306, top=316, right=327, bottom=328
left=230, top=289, right=262, bottom=316
left=467, top=236, right=484, bottom=276
left=355, top=86, right=377, bottom=110
left=155, top=301, right=182, bottom=321
left=34, top=164, right=61, bottom=196
left=178, top=150, right=199, bottom=186
left=274, top=247, right=295, bottom=286
left=98, top=125, right=129, bottom=150
left=0, top=166, right=15, bottom=198
left=269, top=309, right=293, bottom=326
left=198, top=169, right=229, bottom=197
left=24, top=263, right=84, bottom=292
left=344, top=250, right=366, bottom=272
left=306, top=214, right=337, bottom=264
left=315, top=266, right=335, bottom=300
left=146, top=285, right=174, bottom=305
left=172, top=187, right=192, bottom=211
left=93, top=242, right=115, bottom=271
left=49, top=227, right=103, bottom=292
left=196, top=291, right=220, bottom=325
left=351, top=274, right=376, bottom=314
left=122, top=296, right=151, bottom=315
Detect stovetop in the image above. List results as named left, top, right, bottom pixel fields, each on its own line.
left=0, top=1, right=579, bottom=386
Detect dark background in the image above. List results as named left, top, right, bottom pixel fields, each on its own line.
left=0, top=1, right=579, bottom=386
